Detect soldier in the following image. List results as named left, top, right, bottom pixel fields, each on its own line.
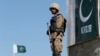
left=47, top=3, right=66, bottom=56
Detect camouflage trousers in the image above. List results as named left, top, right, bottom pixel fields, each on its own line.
left=50, top=32, right=63, bottom=56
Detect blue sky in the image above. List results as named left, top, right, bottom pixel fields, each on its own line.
left=0, top=0, right=68, bottom=56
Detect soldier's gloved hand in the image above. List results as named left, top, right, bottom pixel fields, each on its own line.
left=46, top=30, right=49, bottom=35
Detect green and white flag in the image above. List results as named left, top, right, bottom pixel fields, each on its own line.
left=13, top=44, right=26, bottom=54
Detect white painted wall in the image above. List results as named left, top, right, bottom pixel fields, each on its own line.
left=66, top=0, right=75, bottom=46
left=98, top=0, right=100, bottom=36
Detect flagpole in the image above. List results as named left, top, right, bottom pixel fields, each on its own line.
left=13, top=44, right=14, bottom=56
left=13, top=53, right=15, bottom=56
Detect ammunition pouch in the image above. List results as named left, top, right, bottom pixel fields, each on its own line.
left=50, top=25, right=64, bottom=36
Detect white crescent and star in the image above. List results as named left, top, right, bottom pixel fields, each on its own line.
left=79, top=0, right=93, bottom=22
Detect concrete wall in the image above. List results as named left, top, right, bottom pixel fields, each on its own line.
left=69, top=38, right=100, bottom=56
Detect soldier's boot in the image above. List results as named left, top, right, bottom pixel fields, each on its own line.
left=52, top=52, right=60, bottom=56
left=56, top=52, right=61, bottom=56
left=52, top=52, right=56, bottom=56
left=57, top=53, right=61, bottom=56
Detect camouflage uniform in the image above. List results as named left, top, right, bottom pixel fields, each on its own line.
left=49, top=13, right=65, bottom=56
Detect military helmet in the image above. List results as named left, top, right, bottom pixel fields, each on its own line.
left=49, top=3, right=60, bottom=11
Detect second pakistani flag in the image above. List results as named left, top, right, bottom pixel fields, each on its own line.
left=13, top=44, right=26, bottom=54
left=75, top=0, right=98, bottom=43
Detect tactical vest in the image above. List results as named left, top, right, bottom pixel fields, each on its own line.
left=50, top=14, right=66, bottom=33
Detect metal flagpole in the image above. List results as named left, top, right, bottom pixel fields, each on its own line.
left=13, top=53, right=15, bottom=56
left=13, top=44, right=15, bottom=56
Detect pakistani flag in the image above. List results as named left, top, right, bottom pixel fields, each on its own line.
left=13, top=44, right=26, bottom=54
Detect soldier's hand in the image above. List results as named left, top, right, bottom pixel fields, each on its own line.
left=46, top=30, right=49, bottom=35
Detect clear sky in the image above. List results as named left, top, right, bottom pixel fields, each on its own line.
left=0, top=0, right=68, bottom=56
